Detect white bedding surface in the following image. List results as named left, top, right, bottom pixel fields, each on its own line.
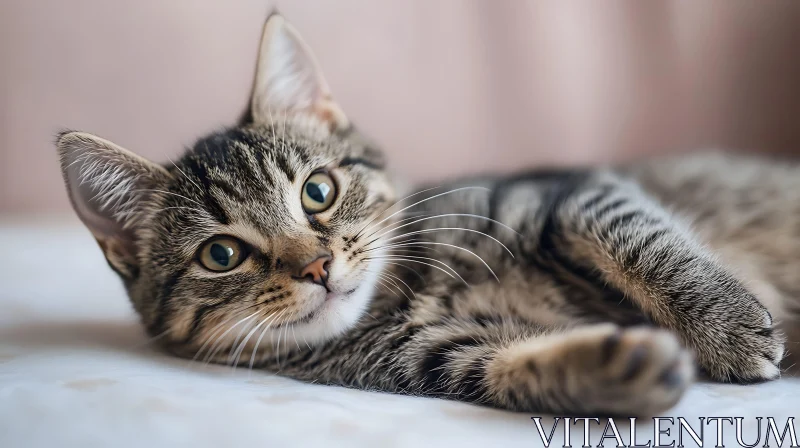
left=1, top=220, right=798, bottom=447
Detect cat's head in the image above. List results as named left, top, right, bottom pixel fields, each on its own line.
left=56, top=14, right=396, bottom=361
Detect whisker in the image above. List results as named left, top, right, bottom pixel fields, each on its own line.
left=249, top=308, right=288, bottom=370
left=283, top=314, right=293, bottom=360
left=136, top=189, right=206, bottom=208
left=131, top=328, right=173, bottom=350
left=354, top=187, right=442, bottom=238
left=372, top=213, right=519, bottom=242
left=362, top=240, right=444, bottom=255
left=371, top=277, right=392, bottom=295
left=366, top=251, right=460, bottom=279
left=357, top=186, right=492, bottom=239
left=378, top=273, right=412, bottom=301
left=380, top=271, right=417, bottom=300
left=191, top=314, right=240, bottom=364
left=380, top=247, right=431, bottom=256
left=380, top=261, right=426, bottom=284
left=227, top=315, right=260, bottom=364
left=267, top=102, right=277, bottom=143
left=278, top=312, right=293, bottom=369
left=153, top=206, right=210, bottom=217
left=385, top=227, right=515, bottom=258
left=167, top=156, right=203, bottom=192
left=365, top=256, right=468, bottom=286
left=374, top=278, right=400, bottom=299
left=290, top=321, right=302, bottom=351
left=382, top=241, right=500, bottom=282
left=281, top=108, right=288, bottom=151
left=230, top=311, right=277, bottom=368
left=359, top=213, right=431, bottom=241
left=274, top=312, right=288, bottom=368
left=202, top=310, right=261, bottom=365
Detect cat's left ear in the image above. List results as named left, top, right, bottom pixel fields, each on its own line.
left=248, top=13, right=350, bottom=133
left=56, top=131, right=171, bottom=280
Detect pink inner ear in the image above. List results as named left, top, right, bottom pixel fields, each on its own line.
left=58, top=131, right=171, bottom=242
left=250, top=15, right=349, bottom=132
left=63, top=151, right=140, bottom=274
left=68, top=170, right=125, bottom=240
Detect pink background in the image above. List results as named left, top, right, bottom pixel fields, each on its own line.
left=2, top=1, right=800, bottom=214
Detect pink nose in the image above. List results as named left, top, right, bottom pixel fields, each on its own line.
left=297, top=255, right=331, bottom=287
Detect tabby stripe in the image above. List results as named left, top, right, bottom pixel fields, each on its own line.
left=211, top=176, right=248, bottom=202
left=281, top=347, right=318, bottom=370
left=419, top=335, right=484, bottom=393
left=273, top=152, right=296, bottom=182
left=184, top=158, right=230, bottom=225
left=581, top=185, right=614, bottom=211
left=534, top=183, right=643, bottom=309
left=593, top=197, right=628, bottom=219
left=151, top=266, right=188, bottom=335
left=605, top=210, right=642, bottom=234
left=389, top=325, right=421, bottom=351
left=184, top=300, right=230, bottom=343
left=639, top=228, right=668, bottom=252
left=307, top=215, right=330, bottom=236
left=230, top=131, right=279, bottom=185
left=238, top=149, right=267, bottom=185
left=250, top=149, right=271, bottom=185
left=456, top=358, right=489, bottom=401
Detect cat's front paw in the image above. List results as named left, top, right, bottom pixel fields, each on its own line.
left=694, top=296, right=785, bottom=383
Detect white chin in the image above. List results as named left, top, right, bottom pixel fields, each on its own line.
left=288, top=258, right=385, bottom=346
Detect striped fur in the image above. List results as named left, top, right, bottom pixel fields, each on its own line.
left=55, top=14, right=797, bottom=416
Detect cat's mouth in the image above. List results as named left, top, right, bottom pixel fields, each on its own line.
left=277, top=287, right=359, bottom=327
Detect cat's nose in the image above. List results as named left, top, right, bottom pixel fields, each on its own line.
left=295, top=255, right=331, bottom=288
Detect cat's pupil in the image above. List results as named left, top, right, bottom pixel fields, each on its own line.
left=306, top=182, right=330, bottom=203
left=210, top=243, right=232, bottom=266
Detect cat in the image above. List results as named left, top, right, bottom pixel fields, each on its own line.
left=55, top=13, right=796, bottom=416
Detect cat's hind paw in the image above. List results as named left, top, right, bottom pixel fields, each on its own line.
left=488, top=324, right=694, bottom=416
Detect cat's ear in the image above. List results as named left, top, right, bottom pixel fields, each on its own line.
left=56, top=131, right=171, bottom=279
left=248, top=13, right=349, bottom=133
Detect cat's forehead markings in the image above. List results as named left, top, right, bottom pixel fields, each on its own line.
left=231, top=140, right=270, bottom=185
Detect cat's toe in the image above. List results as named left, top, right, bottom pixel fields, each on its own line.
left=592, top=327, right=693, bottom=416
left=727, top=338, right=783, bottom=384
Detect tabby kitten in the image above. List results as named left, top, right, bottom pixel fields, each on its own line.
left=57, top=14, right=795, bottom=416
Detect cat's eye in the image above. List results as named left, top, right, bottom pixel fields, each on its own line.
left=302, top=171, right=337, bottom=214
left=198, top=236, right=248, bottom=272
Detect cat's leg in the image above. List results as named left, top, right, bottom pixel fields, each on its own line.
left=275, top=319, right=692, bottom=415
left=544, top=172, right=785, bottom=382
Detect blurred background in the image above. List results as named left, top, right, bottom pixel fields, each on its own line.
left=2, top=0, right=800, bottom=216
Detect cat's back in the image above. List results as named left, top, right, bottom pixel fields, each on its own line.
left=627, top=150, right=800, bottom=240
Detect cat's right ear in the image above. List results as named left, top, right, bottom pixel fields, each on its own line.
left=247, top=13, right=350, bottom=134
left=56, top=131, right=171, bottom=279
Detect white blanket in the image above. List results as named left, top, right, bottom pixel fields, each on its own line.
left=1, top=220, right=797, bottom=447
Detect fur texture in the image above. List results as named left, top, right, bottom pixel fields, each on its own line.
left=55, top=14, right=796, bottom=416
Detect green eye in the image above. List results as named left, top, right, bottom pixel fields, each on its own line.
left=302, top=171, right=337, bottom=214
left=198, top=236, right=247, bottom=272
